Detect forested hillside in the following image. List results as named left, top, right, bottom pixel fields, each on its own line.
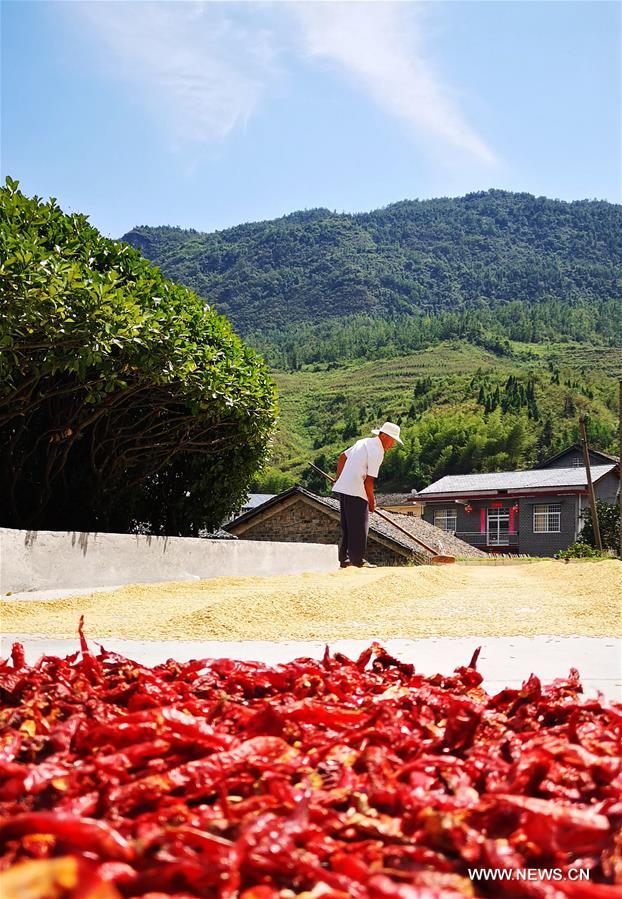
left=267, top=342, right=621, bottom=495
left=123, top=190, right=622, bottom=344
left=122, top=191, right=621, bottom=492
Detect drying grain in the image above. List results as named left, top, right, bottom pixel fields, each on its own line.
left=2, top=560, right=620, bottom=641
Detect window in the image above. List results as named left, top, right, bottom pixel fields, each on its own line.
left=571, top=457, right=583, bottom=468
left=434, top=509, right=457, bottom=532
left=533, top=503, right=561, bottom=533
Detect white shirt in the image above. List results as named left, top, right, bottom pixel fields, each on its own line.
left=332, top=436, right=384, bottom=501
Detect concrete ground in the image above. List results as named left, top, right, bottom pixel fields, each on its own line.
left=3, top=635, right=620, bottom=701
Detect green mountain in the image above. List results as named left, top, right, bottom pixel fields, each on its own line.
left=122, top=190, right=621, bottom=492
left=122, top=189, right=621, bottom=343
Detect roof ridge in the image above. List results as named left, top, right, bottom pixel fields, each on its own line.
left=418, top=463, right=617, bottom=494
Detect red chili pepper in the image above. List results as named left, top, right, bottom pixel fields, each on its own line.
left=158, top=707, right=235, bottom=749
left=284, top=700, right=370, bottom=727
left=369, top=873, right=467, bottom=898
left=0, top=812, right=134, bottom=862
left=493, top=794, right=612, bottom=855
left=1, top=635, right=621, bottom=897
left=0, top=760, right=89, bottom=800
left=55, top=791, right=100, bottom=817
left=239, top=887, right=281, bottom=899
left=107, top=736, right=295, bottom=812
left=10, top=644, right=26, bottom=670
left=0, top=734, right=22, bottom=766
left=555, top=882, right=622, bottom=897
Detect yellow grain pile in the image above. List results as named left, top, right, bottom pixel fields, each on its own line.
left=2, top=560, right=620, bottom=641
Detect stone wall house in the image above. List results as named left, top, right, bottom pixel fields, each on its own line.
left=224, top=487, right=486, bottom=565
left=414, top=450, right=619, bottom=557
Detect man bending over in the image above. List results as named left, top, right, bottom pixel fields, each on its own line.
left=332, top=421, right=402, bottom=568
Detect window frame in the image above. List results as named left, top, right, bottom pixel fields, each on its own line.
left=433, top=508, right=457, bottom=533
left=533, top=503, right=561, bottom=533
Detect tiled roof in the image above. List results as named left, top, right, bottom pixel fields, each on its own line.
left=243, top=494, right=276, bottom=508
left=198, top=528, right=237, bottom=539
left=371, top=510, right=486, bottom=558
left=375, top=493, right=417, bottom=506
left=312, top=493, right=426, bottom=556
left=417, top=465, right=617, bottom=495
left=225, top=487, right=485, bottom=559
left=305, top=492, right=485, bottom=558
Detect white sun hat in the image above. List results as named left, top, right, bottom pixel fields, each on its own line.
left=371, top=421, right=403, bottom=444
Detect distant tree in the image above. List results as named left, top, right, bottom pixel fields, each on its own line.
left=299, top=454, right=331, bottom=495
left=579, top=501, right=620, bottom=552
left=563, top=395, right=577, bottom=417
left=251, top=470, right=294, bottom=495
left=103, top=188, right=621, bottom=492
left=538, top=418, right=555, bottom=456
left=342, top=413, right=359, bottom=440
left=0, top=178, right=277, bottom=534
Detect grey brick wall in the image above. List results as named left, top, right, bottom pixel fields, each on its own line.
left=517, top=495, right=578, bottom=556
left=422, top=495, right=582, bottom=556
left=422, top=500, right=492, bottom=546
left=235, top=498, right=410, bottom=566
left=362, top=539, right=411, bottom=567
left=422, top=502, right=466, bottom=531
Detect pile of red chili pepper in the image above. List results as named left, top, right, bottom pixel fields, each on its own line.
left=1, top=622, right=621, bottom=899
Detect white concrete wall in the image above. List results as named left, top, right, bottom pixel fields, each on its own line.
left=0, top=528, right=339, bottom=595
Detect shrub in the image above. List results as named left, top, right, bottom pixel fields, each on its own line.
left=579, top=500, right=620, bottom=552
left=555, top=542, right=608, bottom=560
left=0, top=178, right=277, bottom=534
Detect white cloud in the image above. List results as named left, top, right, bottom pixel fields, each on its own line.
left=71, top=1, right=495, bottom=165
left=72, top=1, right=276, bottom=147
left=292, top=1, right=496, bottom=164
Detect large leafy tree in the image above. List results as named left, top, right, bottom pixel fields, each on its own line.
left=0, top=178, right=277, bottom=534
left=579, top=501, right=620, bottom=552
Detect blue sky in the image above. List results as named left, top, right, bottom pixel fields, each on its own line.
left=2, top=1, right=620, bottom=238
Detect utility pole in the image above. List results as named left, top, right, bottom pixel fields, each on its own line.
left=579, top=416, right=602, bottom=551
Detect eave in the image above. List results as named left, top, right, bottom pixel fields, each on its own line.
left=416, top=488, right=589, bottom=503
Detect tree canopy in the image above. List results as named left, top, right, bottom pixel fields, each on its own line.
left=0, top=178, right=277, bottom=534
left=579, top=501, right=620, bottom=552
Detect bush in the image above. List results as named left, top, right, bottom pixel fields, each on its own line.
left=555, top=542, right=608, bottom=560
left=579, top=500, right=620, bottom=552
left=0, top=178, right=277, bottom=534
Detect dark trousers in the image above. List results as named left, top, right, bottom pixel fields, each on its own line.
left=336, top=492, right=369, bottom=566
